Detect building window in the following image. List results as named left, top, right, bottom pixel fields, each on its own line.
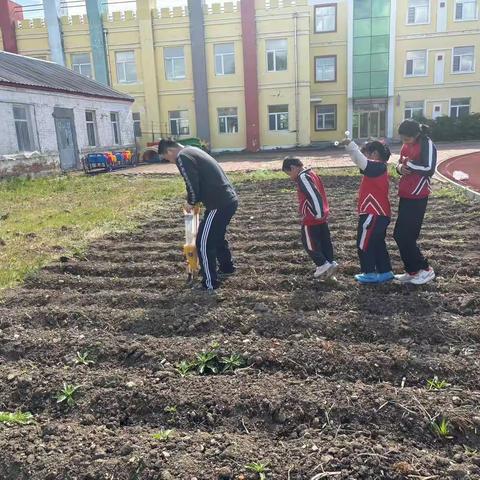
left=315, top=105, right=336, bottom=131
left=315, top=4, right=337, bottom=33
left=110, top=112, right=121, bottom=145
left=164, top=47, right=186, bottom=80
left=407, top=0, right=430, bottom=24
left=13, top=105, right=35, bottom=152
left=85, top=110, right=97, bottom=146
left=404, top=101, right=424, bottom=120
left=215, top=43, right=235, bottom=76
left=72, top=53, right=93, bottom=78
left=453, top=46, right=475, bottom=73
left=115, top=51, right=137, bottom=84
left=450, top=98, right=471, bottom=118
left=169, top=111, right=190, bottom=136
left=455, top=0, right=477, bottom=20
left=266, top=39, right=287, bottom=72
left=406, top=50, right=427, bottom=76
left=268, top=105, right=289, bottom=131
left=218, top=107, right=238, bottom=134
left=132, top=112, right=142, bottom=138
left=315, top=56, right=337, bottom=82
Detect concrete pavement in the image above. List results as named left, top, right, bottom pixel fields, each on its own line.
left=113, top=141, right=480, bottom=176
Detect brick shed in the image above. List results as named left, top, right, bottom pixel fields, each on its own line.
left=0, top=51, right=135, bottom=178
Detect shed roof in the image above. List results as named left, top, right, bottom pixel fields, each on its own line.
left=0, top=51, right=134, bottom=102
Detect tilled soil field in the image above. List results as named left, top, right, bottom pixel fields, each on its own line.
left=1, top=175, right=479, bottom=480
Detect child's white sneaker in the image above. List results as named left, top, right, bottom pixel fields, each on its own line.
left=325, top=261, right=339, bottom=278
left=395, top=272, right=415, bottom=283
left=410, top=268, right=435, bottom=285
left=314, top=262, right=332, bottom=279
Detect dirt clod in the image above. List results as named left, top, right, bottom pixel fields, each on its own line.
left=0, top=178, right=479, bottom=479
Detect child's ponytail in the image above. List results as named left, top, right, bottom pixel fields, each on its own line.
left=420, top=124, right=429, bottom=135
left=382, top=144, right=391, bottom=162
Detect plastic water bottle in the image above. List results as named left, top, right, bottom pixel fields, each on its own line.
left=184, top=211, right=196, bottom=246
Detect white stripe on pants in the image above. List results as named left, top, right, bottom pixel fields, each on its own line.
left=304, top=225, right=313, bottom=251
left=200, top=210, right=217, bottom=289
left=359, top=214, right=373, bottom=251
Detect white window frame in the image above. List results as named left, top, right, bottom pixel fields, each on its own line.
left=404, top=101, right=425, bottom=120
left=315, top=105, right=336, bottom=131
left=450, top=98, right=471, bottom=118
left=72, top=53, right=93, bottom=78
left=110, top=112, right=121, bottom=145
left=454, top=0, right=478, bottom=21
left=13, top=104, right=36, bottom=152
left=214, top=43, right=235, bottom=76
left=452, top=46, right=475, bottom=74
left=266, top=39, right=288, bottom=72
left=405, top=50, right=428, bottom=77
left=268, top=105, right=289, bottom=132
left=85, top=110, right=98, bottom=147
left=164, top=47, right=186, bottom=81
left=406, top=0, right=431, bottom=25
left=314, top=4, right=337, bottom=33
left=218, top=107, right=239, bottom=134
left=115, top=51, right=137, bottom=84
left=169, top=110, right=190, bottom=136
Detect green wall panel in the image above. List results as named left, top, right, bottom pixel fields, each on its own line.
left=352, top=0, right=391, bottom=99
left=371, top=35, right=390, bottom=53
left=372, top=0, right=390, bottom=17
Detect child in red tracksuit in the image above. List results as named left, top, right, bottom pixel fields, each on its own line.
left=343, top=139, right=394, bottom=284
left=394, top=120, right=437, bottom=285
left=282, top=157, right=338, bottom=279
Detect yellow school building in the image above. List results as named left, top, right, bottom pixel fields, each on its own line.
left=1, top=0, right=479, bottom=152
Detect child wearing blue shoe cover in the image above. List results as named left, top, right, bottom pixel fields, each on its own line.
left=341, top=137, right=394, bottom=284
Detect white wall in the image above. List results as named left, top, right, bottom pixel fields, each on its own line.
left=0, top=85, right=135, bottom=156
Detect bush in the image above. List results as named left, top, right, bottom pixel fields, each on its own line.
left=416, top=113, right=480, bottom=142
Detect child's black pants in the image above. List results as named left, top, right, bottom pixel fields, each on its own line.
left=357, top=214, right=392, bottom=274
left=301, top=223, right=334, bottom=267
left=393, top=197, right=429, bottom=273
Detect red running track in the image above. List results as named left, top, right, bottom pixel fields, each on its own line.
left=438, top=151, right=480, bottom=193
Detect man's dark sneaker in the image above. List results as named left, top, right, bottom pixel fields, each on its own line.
left=218, top=266, right=236, bottom=278
left=192, top=282, right=220, bottom=292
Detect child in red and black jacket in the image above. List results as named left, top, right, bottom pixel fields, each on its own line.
left=394, top=120, right=436, bottom=285
left=282, top=157, right=338, bottom=279
left=343, top=139, right=394, bottom=284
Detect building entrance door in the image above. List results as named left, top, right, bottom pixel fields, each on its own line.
left=53, top=107, right=79, bottom=171
left=353, top=109, right=385, bottom=139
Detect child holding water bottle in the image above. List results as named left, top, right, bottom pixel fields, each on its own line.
left=339, top=133, right=394, bottom=284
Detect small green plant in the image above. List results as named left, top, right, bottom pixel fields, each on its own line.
left=56, top=383, right=80, bottom=407
left=431, top=418, right=452, bottom=438
left=177, top=343, right=245, bottom=377
left=246, top=462, right=269, bottom=480
left=0, top=411, right=34, bottom=425
left=195, top=349, right=220, bottom=375
left=175, top=360, right=193, bottom=377
left=427, top=376, right=450, bottom=390
left=164, top=405, right=177, bottom=415
left=221, top=353, right=245, bottom=372
left=74, top=351, right=95, bottom=366
left=152, top=429, right=174, bottom=441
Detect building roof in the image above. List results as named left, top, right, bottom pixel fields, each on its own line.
left=0, top=51, right=134, bottom=102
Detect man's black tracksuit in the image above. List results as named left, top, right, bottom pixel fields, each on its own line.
left=176, top=147, right=238, bottom=290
